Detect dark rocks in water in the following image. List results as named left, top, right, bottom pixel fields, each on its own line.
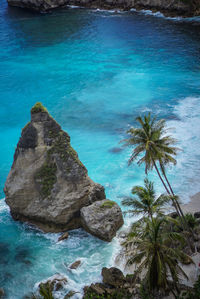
left=69, top=260, right=81, bottom=270
left=4, top=102, right=106, bottom=236
left=109, top=147, right=123, bottom=154
left=64, top=291, right=77, bottom=298
left=0, top=243, right=10, bottom=265
left=39, top=274, right=68, bottom=293
left=0, top=288, right=5, bottom=299
left=58, top=232, right=69, bottom=242
left=81, top=200, right=124, bottom=242
left=15, top=249, right=30, bottom=262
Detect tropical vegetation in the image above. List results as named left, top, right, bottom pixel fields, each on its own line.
left=123, top=215, right=192, bottom=298
left=122, top=178, right=171, bottom=220
left=122, top=113, right=191, bottom=232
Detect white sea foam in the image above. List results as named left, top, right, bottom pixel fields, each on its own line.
left=0, top=198, right=8, bottom=213
left=67, top=5, right=81, bottom=8
left=167, top=97, right=200, bottom=201
left=130, top=8, right=200, bottom=22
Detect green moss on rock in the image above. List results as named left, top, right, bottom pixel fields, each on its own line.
left=35, top=162, right=57, bottom=198
left=100, top=200, right=116, bottom=209
left=48, top=132, right=84, bottom=167
left=31, top=102, right=47, bottom=114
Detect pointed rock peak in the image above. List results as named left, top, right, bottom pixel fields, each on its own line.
left=31, top=102, right=51, bottom=122
left=31, top=102, right=48, bottom=114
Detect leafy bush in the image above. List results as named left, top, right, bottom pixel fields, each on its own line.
left=39, top=282, right=54, bottom=299
left=31, top=102, right=47, bottom=114
left=184, top=213, right=198, bottom=229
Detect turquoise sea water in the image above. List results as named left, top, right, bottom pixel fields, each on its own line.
left=0, top=1, right=200, bottom=297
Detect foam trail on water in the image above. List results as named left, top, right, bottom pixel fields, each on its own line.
left=130, top=8, right=200, bottom=22
left=167, top=97, right=200, bottom=202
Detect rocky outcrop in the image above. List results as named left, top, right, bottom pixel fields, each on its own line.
left=102, top=267, right=125, bottom=287
left=7, top=0, right=200, bottom=17
left=58, top=232, right=69, bottom=242
left=69, top=260, right=81, bottom=269
left=83, top=267, right=135, bottom=299
left=80, top=199, right=124, bottom=241
left=4, top=102, right=106, bottom=233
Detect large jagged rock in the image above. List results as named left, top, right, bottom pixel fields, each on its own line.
left=101, top=267, right=125, bottom=287
left=4, top=102, right=105, bottom=233
left=7, top=0, right=199, bottom=17
left=80, top=199, right=124, bottom=241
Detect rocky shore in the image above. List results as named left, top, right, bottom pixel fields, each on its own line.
left=6, top=0, right=200, bottom=18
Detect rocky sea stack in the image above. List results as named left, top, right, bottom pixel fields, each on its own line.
left=4, top=102, right=123, bottom=239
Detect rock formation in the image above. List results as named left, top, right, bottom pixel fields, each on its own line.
left=4, top=103, right=123, bottom=240
left=69, top=260, right=81, bottom=269
left=81, top=199, right=124, bottom=241
left=83, top=267, right=134, bottom=299
left=6, top=0, right=200, bottom=17
left=4, top=103, right=106, bottom=232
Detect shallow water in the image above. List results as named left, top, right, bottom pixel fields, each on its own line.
left=0, top=2, right=200, bottom=298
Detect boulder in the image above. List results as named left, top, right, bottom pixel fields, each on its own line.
left=58, top=232, right=69, bottom=242
left=101, top=267, right=125, bottom=287
left=39, top=274, right=67, bottom=292
left=64, top=291, right=77, bottom=298
left=69, top=260, right=81, bottom=269
left=83, top=268, right=132, bottom=299
left=4, top=102, right=105, bottom=233
left=80, top=200, right=124, bottom=241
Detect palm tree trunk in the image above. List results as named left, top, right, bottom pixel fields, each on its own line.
left=153, top=160, right=170, bottom=195
left=160, top=164, right=195, bottom=241
left=152, top=160, right=181, bottom=218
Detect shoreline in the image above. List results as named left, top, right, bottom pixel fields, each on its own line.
left=181, top=192, right=200, bottom=215
left=7, top=0, right=200, bottom=18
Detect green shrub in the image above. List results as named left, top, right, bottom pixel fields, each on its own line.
left=185, top=213, right=198, bottom=229
left=35, top=163, right=57, bottom=198
left=39, top=282, right=54, bottom=299
left=31, top=102, right=47, bottom=114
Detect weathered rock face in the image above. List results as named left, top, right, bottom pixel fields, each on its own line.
left=83, top=267, right=134, bottom=299
left=4, top=103, right=105, bottom=233
left=7, top=0, right=200, bottom=17
left=80, top=199, right=124, bottom=241
left=102, top=267, right=125, bottom=287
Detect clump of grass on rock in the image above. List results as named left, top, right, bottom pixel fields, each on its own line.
left=100, top=200, right=116, bottom=209
left=31, top=102, right=47, bottom=114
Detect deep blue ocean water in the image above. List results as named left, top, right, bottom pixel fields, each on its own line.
left=0, top=1, right=200, bottom=297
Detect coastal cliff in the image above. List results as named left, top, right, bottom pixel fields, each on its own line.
left=6, top=0, right=200, bottom=17
left=4, top=103, right=123, bottom=240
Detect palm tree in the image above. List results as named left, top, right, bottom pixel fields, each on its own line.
left=123, top=217, right=192, bottom=298
left=122, top=178, right=171, bottom=220
left=122, top=113, right=183, bottom=221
